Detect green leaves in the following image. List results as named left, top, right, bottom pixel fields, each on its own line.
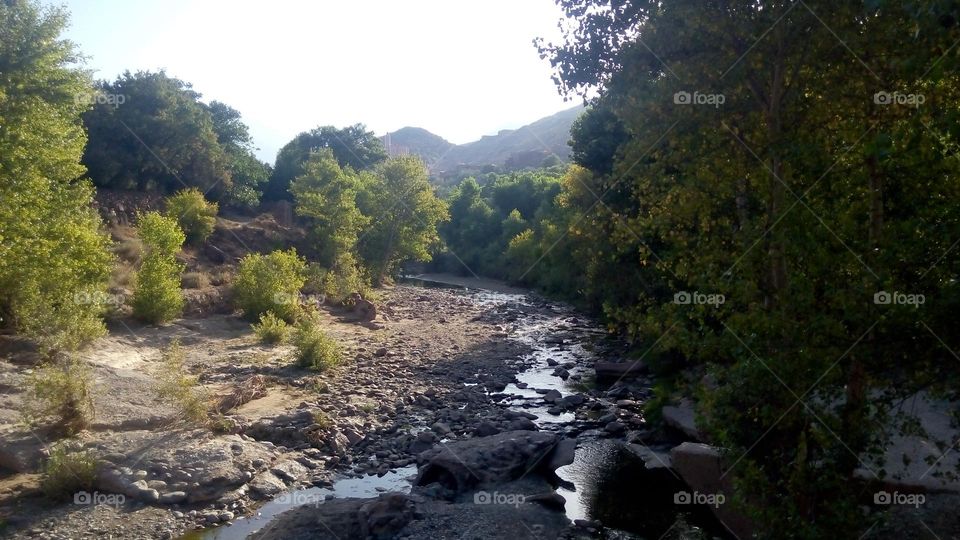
left=0, top=0, right=112, bottom=353
left=267, top=124, right=387, bottom=202
left=165, top=188, right=218, bottom=245
left=233, top=249, right=307, bottom=322
left=132, top=212, right=185, bottom=324
left=81, top=70, right=232, bottom=196
left=535, top=0, right=960, bottom=536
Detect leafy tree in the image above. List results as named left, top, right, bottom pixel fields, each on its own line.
left=289, top=149, right=370, bottom=267
left=289, top=149, right=372, bottom=298
left=82, top=70, right=232, bottom=196
left=266, top=124, right=387, bottom=201
left=568, top=100, right=629, bottom=176
left=132, top=212, right=185, bottom=323
left=539, top=0, right=960, bottom=536
left=358, top=156, right=448, bottom=285
left=435, top=170, right=565, bottom=281
left=436, top=178, right=499, bottom=275
left=165, top=188, right=218, bottom=245
left=206, top=101, right=270, bottom=209
left=0, top=0, right=113, bottom=353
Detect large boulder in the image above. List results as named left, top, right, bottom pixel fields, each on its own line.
left=670, top=442, right=752, bottom=539
left=251, top=493, right=417, bottom=540
left=349, top=293, right=377, bottom=322
left=662, top=399, right=703, bottom=441
left=415, top=431, right=574, bottom=494
left=0, top=430, right=47, bottom=472
left=594, top=361, right=647, bottom=381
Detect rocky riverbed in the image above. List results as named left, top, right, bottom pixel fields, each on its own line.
left=15, top=276, right=951, bottom=539
left=0, top=278, right=680, bottom=539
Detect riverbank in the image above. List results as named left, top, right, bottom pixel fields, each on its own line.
left=1, top=278, right=647, bottom=539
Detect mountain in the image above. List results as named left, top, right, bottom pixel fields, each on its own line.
left=381, top=105, right=585, bottom=183
left=382, top=127, right=455, bottom=166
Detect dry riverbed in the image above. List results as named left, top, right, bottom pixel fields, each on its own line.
left=0, top=282, right=620, bottom=539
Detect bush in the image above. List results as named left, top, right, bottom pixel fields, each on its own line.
left=132, top=212, right=185, bottom=324
left=155, top=339, right=209, bottom=424
left=22, top=359, right=95, bottom=435
left=164, top=188, right=218, bottom=245
left=302, top=255, right=378, bottom=305
left=233, top=249, right=307, bottom=322
left=41, top=441, right=97, bottom=500
left=252, top=311, right=290, bottom=344
left=293, top=318, right=342, bottom=371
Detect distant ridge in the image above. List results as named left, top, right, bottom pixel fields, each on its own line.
left=381, top=105, right=585, bottom=182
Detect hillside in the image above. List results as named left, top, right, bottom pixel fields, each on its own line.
left=382, top=127, right=455, bottom=167
left=382, top=105, right=585, bottom=182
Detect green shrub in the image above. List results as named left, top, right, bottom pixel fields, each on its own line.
left=155, top=339, right=209, bottom=424
left=132, top=212, right=185, bottom=323
left=21, top=358, right=94, bottom=435
left=165, top=188, right=218, bottom=245
left=293, top=319, right=342, bottom=371
left=41, top=441, right=97, bottom=500
left=233, top=249, right=307, bottom=322
left=0, top=2, right=113, bottom=355
left=252, top=311, right=290, bottom=344
left=303, top=256, right=376, bottom=305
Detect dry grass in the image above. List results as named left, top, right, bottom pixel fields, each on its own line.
left=209, top=268, right=233, bottom=286
left=112, top=238, right=143, bottom=265
left=181, top=271, right=210, bottom=290
left=110, top=263, right=135, bottom=289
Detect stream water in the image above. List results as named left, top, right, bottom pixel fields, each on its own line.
left=190, top=279, right=728, bottom=539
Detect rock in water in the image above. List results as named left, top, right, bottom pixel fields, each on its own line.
left=250, top=494, right=416, bottom=540
left=414, top=431, right=573, bottom=494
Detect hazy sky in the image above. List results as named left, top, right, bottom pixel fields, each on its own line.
left=51, top=0, right=573, bottom=163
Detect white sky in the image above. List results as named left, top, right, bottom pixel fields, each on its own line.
left=51, top=0, right=573, bottom=163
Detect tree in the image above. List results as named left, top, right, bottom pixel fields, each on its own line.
left=358, top=156, right=448, bottom=285
left=540, top=0, right=960, bottom=536
left=437, top=178, right=499, bottom=275
left=0, top=0, right=113, bottom=353
left=206, top=101, right=270, bottom=209
left=266, top=124, right=387, bottom=201
left=82, top=70, right=232, bottom=197
left=289, top=149, right=370, bottom=267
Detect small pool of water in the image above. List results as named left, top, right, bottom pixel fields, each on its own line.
left=185, top=466, right=417, bottom=540
left=556, top=439, right=731, bottom=538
